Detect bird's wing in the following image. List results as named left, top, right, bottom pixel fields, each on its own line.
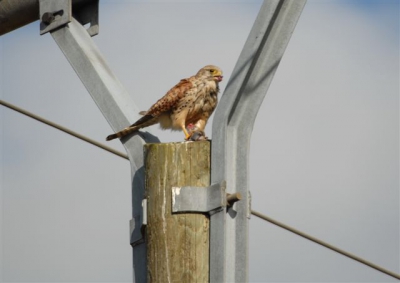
left=105, top=78, right=194, bottom=141
left=143, top=78, right=194, bottom=118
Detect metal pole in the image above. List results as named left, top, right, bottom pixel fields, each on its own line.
left=210, top=0, right=307, bottom=282
left=0, top=0, right=37, bottom=36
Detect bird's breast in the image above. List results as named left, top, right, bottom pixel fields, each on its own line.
left=186, top=82, right=218, bottom=119
left=170, top=79, right=219, bottom=126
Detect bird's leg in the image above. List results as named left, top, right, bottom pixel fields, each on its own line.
left=181, top=124, right=191, bottom=140
left=186, top=123, right=196, bottom=134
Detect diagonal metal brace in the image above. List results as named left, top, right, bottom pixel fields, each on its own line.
left=172, top=181, right=226, bottom=213
left=49, top=16, right=155, bottom=283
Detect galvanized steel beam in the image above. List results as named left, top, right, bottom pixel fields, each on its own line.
left=210, top=0, right=307, bottom=282
left=50, top=17, right=158, bottom=282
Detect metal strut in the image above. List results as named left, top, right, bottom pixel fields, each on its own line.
left=40, top=1, right=159, bottom=281
left=210, top=1, right=307, bottom=282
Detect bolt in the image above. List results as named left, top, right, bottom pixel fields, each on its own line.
left=226, top=192, right=242, bottom=206
left=42, top=12, right=55, bottom=25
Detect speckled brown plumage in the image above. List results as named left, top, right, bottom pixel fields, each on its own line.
left=106, top=65, right=223, bottom=141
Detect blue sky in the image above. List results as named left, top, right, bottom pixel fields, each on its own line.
left=1, top=0, right=399, bottom=282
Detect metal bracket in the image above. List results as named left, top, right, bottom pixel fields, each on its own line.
left=72, top=0, right=99, bottom=37
left=39, top=0, right=99, bottom=36
left=172, top=181, right=227, bottom=214
left=130, top=199, right=147, bottom=247
left=39, top=0, right=72, bottom=35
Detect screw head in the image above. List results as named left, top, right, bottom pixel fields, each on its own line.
left=42, top=12, right=55, bottom=25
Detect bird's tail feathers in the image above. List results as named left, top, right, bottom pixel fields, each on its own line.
left=106, top=126, right=139, bottom=141
left=105, top=114, right=157, bottom=141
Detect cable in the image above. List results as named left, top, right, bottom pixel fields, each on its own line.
left=0, top=99, right=129, bottom=160
left=251, top=209, right=400, bottom=280
left=2, top=99, right=398, bottom=280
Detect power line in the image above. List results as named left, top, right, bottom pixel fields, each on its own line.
left=2, top=99, right=399, bottom=280
left=0, top=99, right=129, bottom=160
left=251, top=210, right=400, bottom=280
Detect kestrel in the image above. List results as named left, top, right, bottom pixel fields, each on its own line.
left=106, top=65, right=223, bottom=141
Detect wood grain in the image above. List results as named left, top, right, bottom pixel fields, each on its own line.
left=145, top=141, right=210, bottom=283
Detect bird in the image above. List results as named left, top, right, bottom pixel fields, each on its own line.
left=106, top=65, right=223, bottom=141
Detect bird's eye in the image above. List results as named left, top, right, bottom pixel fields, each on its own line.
left=210, top=69, right=215, bottom=73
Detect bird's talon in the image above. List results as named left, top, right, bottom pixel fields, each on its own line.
left=188, top=130, right=207, bottom=141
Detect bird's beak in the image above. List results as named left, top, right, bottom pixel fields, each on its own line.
left=214, top=71, right=223, bottom=82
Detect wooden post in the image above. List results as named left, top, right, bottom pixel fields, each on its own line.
left=144, top=141, right=210, bottom=283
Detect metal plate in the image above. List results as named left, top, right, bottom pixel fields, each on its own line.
left=39, top=0, right=71, bottom=35
left=172, top=182, right=226, bottom=213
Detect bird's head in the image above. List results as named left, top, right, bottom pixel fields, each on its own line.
left=197, top=65, right=223, bottom=82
